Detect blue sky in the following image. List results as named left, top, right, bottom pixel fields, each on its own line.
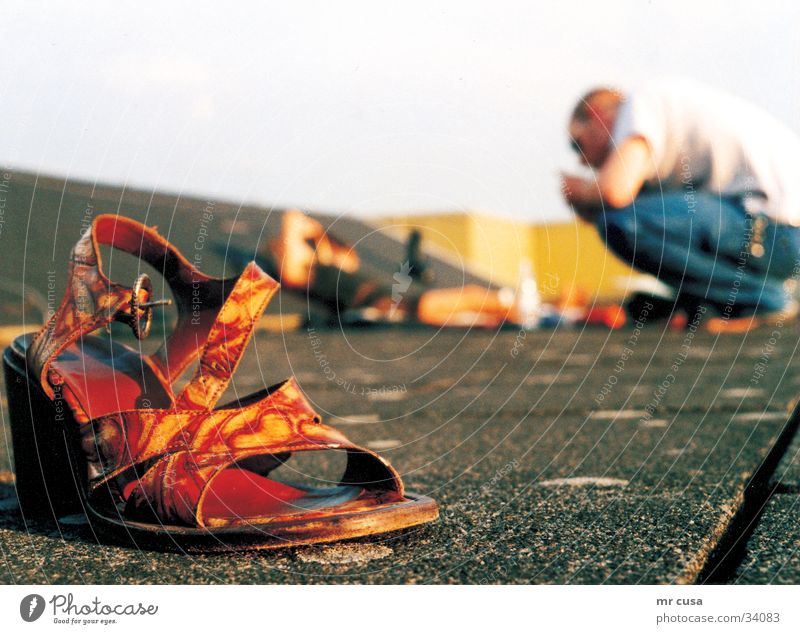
left=1, top=1, right=798, bottom=221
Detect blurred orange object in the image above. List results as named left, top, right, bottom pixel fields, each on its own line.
left=584, top=304, right=627, bottom=329
left=558, top=286, right=627, bottom=329
left=557, top=285, right=589, bottom=324
left=668, top=311, right=688, bottom=331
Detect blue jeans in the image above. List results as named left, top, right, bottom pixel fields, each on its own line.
left=595, top=192, right=800, bottom=316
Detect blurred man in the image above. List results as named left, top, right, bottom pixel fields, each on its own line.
left=562, top=78, right=800, bottom=332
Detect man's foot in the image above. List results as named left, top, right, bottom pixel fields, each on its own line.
left=705, top=301, right=799, bottom=334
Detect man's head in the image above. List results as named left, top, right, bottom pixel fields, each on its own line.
left=568, top=87, right=624, bottom=168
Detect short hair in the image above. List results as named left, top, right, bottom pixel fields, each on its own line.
left=571, top=87, right=623, bottom=122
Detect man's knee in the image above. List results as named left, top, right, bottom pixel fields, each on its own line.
left=595, top=206, right=637, bottom=258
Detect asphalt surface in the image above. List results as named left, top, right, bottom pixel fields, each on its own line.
left=732, top=433, right=800, bottom=584
left=2, top=325, right=800, bottom=584
left=1, top=169, right=800, bottom=584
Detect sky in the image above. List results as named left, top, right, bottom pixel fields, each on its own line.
left=1, top=1, right=798, bottom=222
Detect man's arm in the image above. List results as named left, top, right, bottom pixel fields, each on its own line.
left=562, top=136, right=653, bottom=220
left=596, top=135, right=652, bottom=208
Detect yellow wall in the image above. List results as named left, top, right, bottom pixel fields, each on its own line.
left=376, top=212, right=644, bottom=302
left=529, top=221, right=643, bottom=301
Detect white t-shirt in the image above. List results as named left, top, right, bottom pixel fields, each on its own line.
left=611, top=78, right=800, bottom=226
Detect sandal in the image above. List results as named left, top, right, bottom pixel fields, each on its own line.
left=3, top=214, right=438, bottom=552
left=218, top=234, right=428, bottom=327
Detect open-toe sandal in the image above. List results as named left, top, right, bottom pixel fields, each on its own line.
left=3, top=214, right=438, bottom=552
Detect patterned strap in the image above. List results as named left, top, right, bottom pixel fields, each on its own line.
left=83, top=378, right=317, bottom=481
left=27, top=214, right=272, bottom=401
left=82, top=378, right=403, bottom=527
left=27, top=216, right=153, bottom=398
left=122, top=442, right=401, bottom=528
left=172, top=261, right=278, bottom=410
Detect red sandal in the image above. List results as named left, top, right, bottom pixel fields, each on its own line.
left=3, top=214, right=437, bottom=551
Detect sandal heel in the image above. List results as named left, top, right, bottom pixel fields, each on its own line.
left=3, top=349, right=84, bottom=521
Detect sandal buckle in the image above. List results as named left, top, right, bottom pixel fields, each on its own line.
left=115, top=273, right=172, bottom=340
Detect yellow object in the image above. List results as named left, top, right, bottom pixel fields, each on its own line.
left=257, top=313, right=303, bottom=333
left=376, top=212, right=646, bottom=302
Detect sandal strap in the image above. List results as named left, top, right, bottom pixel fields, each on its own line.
left=123, top=441, right=401, bottom=528
left=28, top=216, right=142, bottom=398
left=173, top=261, right=277, bottom=410
left=82, top=379, right=402, bottom=527
left=83, top=377, right=318, bottom=486
left=27, top=214, right=274, bottom=400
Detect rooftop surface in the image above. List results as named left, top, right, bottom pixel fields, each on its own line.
left=1, top=325, right=799, bottom=584
left=0, top=170, right=799, bottom=584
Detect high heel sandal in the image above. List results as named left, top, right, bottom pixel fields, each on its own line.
left=3, top=214, right=437, bottom=551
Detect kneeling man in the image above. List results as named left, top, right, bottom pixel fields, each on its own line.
left=562, top=78, right=800, bottom=332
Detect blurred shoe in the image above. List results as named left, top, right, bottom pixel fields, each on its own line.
left=705, top=300, right=799, bottom=334
left=405, top=229, right=434, bottom=284
left=584, top=303, right=627, bottom=329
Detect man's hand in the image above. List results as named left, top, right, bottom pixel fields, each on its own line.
left=561, top=173, right=602, bottom=223
left=560, top=173, right=598, bottom=206
left=561, top=135, right=654, bottom=223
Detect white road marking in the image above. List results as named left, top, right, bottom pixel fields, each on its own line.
left=526, top=374, right=576, bottom=385
left=296, top=543, right=393, bottom=565
left=591, top=410, right=649, bottom=420
left=639, top=419, right=669, bottom=428
left=329, top=414, right=381, bottom=425
left=721, top=388, right=765, bottom=398
left=564, top=354, right=596, bottom=364
left=366, top=439, right=402, bottom=450
left=732, top=411, right=787, bottom=422
left=537, top=477, right=629, bottom=488
left=686, top=347, right=712, bottom=357
left=366, top=391, right=407, bottom=402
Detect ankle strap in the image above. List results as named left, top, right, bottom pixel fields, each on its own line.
left=27, top=214, right=277, bottom=401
